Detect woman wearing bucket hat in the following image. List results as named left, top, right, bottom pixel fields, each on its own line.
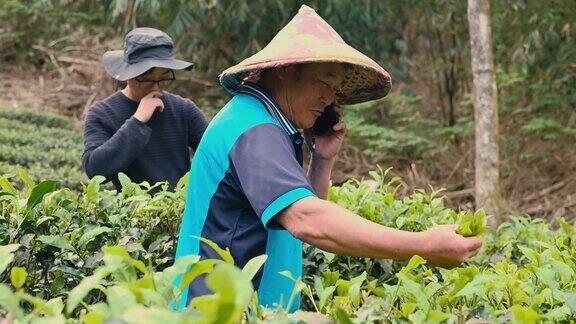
left=82, top=27, right=208, bottom=191
left=173, top=5, right=482, bottom=312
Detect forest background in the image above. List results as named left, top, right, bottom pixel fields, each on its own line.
left=0, top=0, right=574, bottom=221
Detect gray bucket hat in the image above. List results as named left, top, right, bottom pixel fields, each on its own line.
left=103, top=27, right=193, bottom=81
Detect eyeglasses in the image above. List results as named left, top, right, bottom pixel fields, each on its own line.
left=135, top=70, right=175, bottom=88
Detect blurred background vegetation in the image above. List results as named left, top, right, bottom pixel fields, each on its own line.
left=0, top=0, right=574, bottom=219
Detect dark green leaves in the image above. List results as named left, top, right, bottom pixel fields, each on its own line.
left=27, top=180, right=57, bottom=210
left=38, top=235, right=75, bottom=252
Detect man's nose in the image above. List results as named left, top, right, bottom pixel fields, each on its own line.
left=320, top=89, right=336, bottom=106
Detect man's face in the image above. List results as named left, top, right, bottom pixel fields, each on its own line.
left=126, top=67, right=174, bottom=100
left=281, top=63, right=345, bottom=129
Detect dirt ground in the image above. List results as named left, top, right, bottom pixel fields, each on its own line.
left=0, top=54, right=110, bottom=121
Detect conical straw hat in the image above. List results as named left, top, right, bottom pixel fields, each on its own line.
left=219, top=5, right=391, bottom=105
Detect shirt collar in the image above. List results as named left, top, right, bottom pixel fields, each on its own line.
left=239, top=82, right=299, bottom=136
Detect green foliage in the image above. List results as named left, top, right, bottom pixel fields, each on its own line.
left=0, top=169, right=186, bottom=303
left=140, top=0, right=571, bottom=169
left=304, top=169, right=576, bottom=322
left=2, top=167, right=576, bottom=322
left=493, top=1, right=576, bottom=113
left=10, top=267, right=27, bottom=289
left=0, top=108, right=87, bottom=191
left=0, top=169, right=271, bottom=320
left=457, top=209, right=487, bottom=237
left=0, top=241, right=266, bottom=323
left=522, top=117, right=576, bottom=140
left=0, top=244, right=20, bottom=274
left=344, top=94, right=443, bottom=160
left=327, top=168, right=459, bottom=232
left=0, top=0, right=113, bottom=61
left=2, top=1, right=574, bottom=169
left=0, top=109, right=74, bottom=129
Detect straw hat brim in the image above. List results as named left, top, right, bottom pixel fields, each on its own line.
left=220, top=56, right=391, bottom=106
left=219, top=5, right=391, bottom=105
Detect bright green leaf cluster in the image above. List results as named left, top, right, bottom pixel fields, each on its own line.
left=457, top=209, right=487, bottom=237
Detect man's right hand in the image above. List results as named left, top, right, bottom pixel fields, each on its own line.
left=134, top=91, right=164, bottom=123
left=420, top=225, right=483, bottom=268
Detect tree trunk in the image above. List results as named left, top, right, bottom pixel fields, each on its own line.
left=467, top=0, right=500, bottom=225
left=122, top=0, right=136, bottom=35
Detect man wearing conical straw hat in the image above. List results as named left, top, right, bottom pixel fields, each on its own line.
left=174, top=5, right=482, bottom=311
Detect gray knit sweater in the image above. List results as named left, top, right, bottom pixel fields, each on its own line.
left=82, top=90, right=208, bottom=191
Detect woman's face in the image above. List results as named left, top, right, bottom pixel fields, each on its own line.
left=126, top=68, right=174, bottom=101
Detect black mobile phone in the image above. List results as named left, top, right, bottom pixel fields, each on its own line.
left=312, top=103, right=340, bottom=136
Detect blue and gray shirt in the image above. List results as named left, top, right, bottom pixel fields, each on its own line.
left=174, top=83, right=316, bottom=311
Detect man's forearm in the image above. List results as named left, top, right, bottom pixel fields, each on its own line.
left=83, top=117, right=151, bottom=178
left=307, top=154, right=335, bottom=199
left=279, top=197, right=426, bottom=260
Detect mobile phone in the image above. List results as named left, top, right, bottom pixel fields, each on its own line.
left=312, top=103, right=341, bottom=136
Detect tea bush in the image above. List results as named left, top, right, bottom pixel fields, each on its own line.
left=0, top=171, right=185, bottom=302
left=0, top=108, right=87, bottom=190
left=303, top=169, right=576, bottom=322
left=1, top=168, right=575, bottom=323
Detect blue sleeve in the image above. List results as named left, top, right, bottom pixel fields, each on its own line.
left=229, top=124, right=316, bottom=227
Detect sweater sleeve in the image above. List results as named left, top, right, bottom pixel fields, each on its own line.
left=82, top=107, right=152, bottom=179
left=185, top=99, right=208, bottom=150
